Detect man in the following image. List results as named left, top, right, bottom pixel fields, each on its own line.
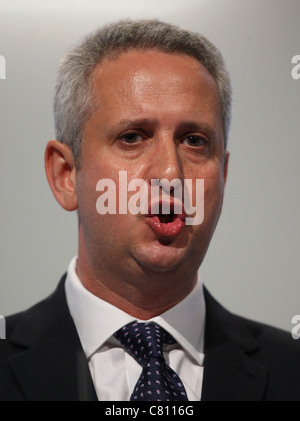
left=0, top=19, right=299, bottom=401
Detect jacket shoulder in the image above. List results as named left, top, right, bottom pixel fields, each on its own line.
left=0, top=276, right=68, bottom=359
left=205, top=286, right=299, bottom=360
left=243, top=318, right=300, bottom=379
left=227, top=314, right=300, bottom=400
left=0, top=312, right=28, bottom=400
left=0, top=311, right=26, bottom=357
left=204, top=288, right=300, bottom=400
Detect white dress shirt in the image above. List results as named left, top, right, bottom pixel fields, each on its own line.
left=65, top=257, right=205, bottom=401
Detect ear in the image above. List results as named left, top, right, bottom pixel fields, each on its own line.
left=223, top=150, right=230, bottom=184
left=45, top=140, right=78, bottom=211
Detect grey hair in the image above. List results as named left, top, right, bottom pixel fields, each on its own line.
left=54, top=19, right=232, bottom=169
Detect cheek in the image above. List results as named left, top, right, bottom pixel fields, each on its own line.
left=204, top=171, right=225, bottom=218
left=197, top=162, right=225, bottom=216
left=190, top=159, right=225, bottom=191
left=75, top=168, right=109, bottom=234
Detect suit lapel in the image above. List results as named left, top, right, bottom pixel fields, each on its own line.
left=6, top=277, right=97, bottom=401
left=201, top=288, right=269, bottom=401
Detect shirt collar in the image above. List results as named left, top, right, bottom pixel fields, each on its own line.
left=65, top=257, right=205, bottom=365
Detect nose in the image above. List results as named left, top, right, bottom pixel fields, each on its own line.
left=147, top=136, right=183, bottom=188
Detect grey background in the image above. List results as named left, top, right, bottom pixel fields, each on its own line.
left=0, top=0, right=299, bottom=332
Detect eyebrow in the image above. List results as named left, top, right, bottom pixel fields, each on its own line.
left=174, top=121, right=215, bottom=135
left=116, top=118, right=157, bottom=130
left=115, top=118, right=212, bottom=129
left=107, top=118, right=217, bottom=141
left=104, top=118, right=156, bottom=138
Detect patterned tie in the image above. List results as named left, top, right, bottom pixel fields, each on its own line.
left=114, top=321, right=189, bottom=401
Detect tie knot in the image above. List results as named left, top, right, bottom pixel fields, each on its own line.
left=114, top=322, right=175, bottom=367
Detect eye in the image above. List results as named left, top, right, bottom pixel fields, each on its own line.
left=118, top=132, right=144, bottom=144
left=182, top=135, right=208, bottom=147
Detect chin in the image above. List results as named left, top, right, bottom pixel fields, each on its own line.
left=132, top=239, right=192, bottom=274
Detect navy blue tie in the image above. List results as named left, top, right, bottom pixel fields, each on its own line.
left=114, top=321, right=189, bottom=401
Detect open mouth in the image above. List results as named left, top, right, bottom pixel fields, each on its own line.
left=147, top=201, right=185, bottom=237
left=157, top=212, right=176, bottom=224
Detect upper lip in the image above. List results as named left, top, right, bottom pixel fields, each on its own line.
left=147, top=199, right=186, bottom=220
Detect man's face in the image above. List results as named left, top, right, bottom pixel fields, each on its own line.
left=75, top=49, right=228, bottom=286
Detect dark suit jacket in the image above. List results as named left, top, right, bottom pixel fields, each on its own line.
left=0, top=275, right=300, bottom=401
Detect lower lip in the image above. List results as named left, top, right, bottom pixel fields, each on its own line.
left=147, top=215, right=185, bottom=237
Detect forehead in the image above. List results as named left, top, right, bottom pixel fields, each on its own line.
left=86, top=50, right=223, bottom=143
left=91, top=49, right=219, bottom=106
